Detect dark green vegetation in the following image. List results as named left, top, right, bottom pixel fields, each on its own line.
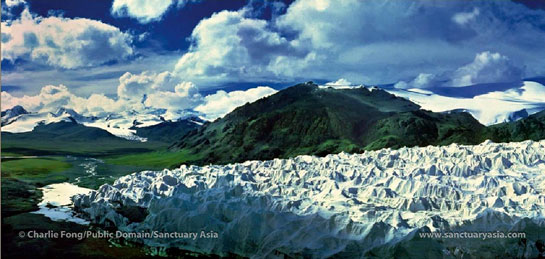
left=0, top=156, right=233, bottom=258
left=133, top=118, right=203, bottom=143
left=2, top=213, right=153, bottom=259
left=0, top=155, right=165, bottom=258
left=170, top=82, right=493, bottom=164
left=0, top=121, right=191, bottom=257
left=169, top=82, right=545, bottom=165
left=1, top=156, right=76, bottom=219
left=1, top=121, right=164, bottom=156
left=4, top=82, right=544, bottom=169
left=1, top=156, right=148, bottom=214
left=1, top=82, right=544, bottom=258
left=1, top=118, right=202, bottom=157
left=486, top=109, right=545, bottom=142
left=0, top=117, right=207, bottom=258
left=2, top=157, right=71, bottom=179
left=105, top=149, right=203, bottom=169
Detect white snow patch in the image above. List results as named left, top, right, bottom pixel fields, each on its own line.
left=319, top=78, right=364, bottom=89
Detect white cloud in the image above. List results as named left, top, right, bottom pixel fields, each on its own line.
left=111, top=0, right=188, bottom=23
left=2, top=72, right=279, bottom=122
left=1, top=91, right=41, bottom=111
left=144, top=81, right=203, bottom=110
left=37, top=85, right=84, bottom=112
left=5, top=0, right=26, bottom=7
left=325, top=78, right=352, bottom=86
left=1, top=71, right=202, bottom=116
left=394, top=73, right=437, bottom=89
left=1, top=84, right=87, bottom=113
left=137, top=32, right=150, bottom=41
left=117, top=71, right=174, bottom=100
left=394, top=51, right=524, bottom=88
left=195, top=86, right=277, bottom=120
left=452, top=7, right=480, bottom=25
left=83, top=94, right=128, bottom=117
left=174, top=9, right=305, bottom=83
left=451, top=51, right=523, bottom=87
left=1, top=51, right=181, bottom=97
left=2, top=82, right=277, bottom=123
left=173, top=0, right=545, bottom=85
left=319, top=78, right=365, bottom=89
left=1, top=8, right=133, bottom=69
left=2, top=0, right=26, bottom=17
left=115, top=71, right=205, bottom=114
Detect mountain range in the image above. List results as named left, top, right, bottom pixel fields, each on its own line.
left=1, top=108, right=202, bottom=156
left=170, top=82, right=545, bottom=165
left=2, top=81, right=545, bottom=165
left=1, top=105, right=203, bottom=142
left=386, top=80, right=545, bottom=125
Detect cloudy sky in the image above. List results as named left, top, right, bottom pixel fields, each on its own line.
left=2, top=0, right=545, bottom=119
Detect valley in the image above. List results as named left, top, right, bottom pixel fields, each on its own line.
left=2, top=82, right=545, bottom=258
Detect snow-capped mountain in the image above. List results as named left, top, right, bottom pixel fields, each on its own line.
left=73, top=140, right=545, bottom=258
left=1, top=107, right=79, bottom=133
left=4, top=80, right=545, bottom=142
left=1, top=105, right=29, bottom=126
left=386, top=80, right=545, bottom=125
left=1, top=107, right=205, bottom=142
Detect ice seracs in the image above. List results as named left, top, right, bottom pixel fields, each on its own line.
left=73, top=140, right=545, bottom=258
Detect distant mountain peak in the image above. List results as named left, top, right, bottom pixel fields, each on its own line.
left=2, top=105, right=29, bottom=116
left=1, top=105, right=29, bottom=126
left=9, top=105, right=28, bottom=114
left=52, top=107, right=78, bottom=117
left=1, top=105, right=200, bottom=142
left=507, top=108, right=528, bottom=122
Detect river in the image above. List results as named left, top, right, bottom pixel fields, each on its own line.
left=30, top=156, right=152, bottom=225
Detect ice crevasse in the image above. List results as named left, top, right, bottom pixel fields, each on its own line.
left=73, top=140, right=545, bottom=258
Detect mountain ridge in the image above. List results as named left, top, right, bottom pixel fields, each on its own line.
left=3, top=82, right=544, bottom=167
left=0, top=105, right=203, bottom=142
left=170, top=82, right=490, bottom=164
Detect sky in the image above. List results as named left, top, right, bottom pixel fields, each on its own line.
left=2, top=0, right=545, bottom=120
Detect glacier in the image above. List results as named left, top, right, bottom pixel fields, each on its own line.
left=386, top=80, right=545, bottom=125
left=0, top=106, right=203, bottom=141
left=73, top=140, right=545, bottom=258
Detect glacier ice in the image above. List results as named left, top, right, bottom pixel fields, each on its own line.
left=73, top=140, right=545, bottom=258
left=387, top=80, right=545, bottom=125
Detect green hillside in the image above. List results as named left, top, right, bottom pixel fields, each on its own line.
left=486, top=109, right=545, bottom=142
left=133, top=119, right=203, bottom=143
left=3, top=82, right=544, bottom=168
left=1, top=121, right=163, bottom=156
left=170, top=82, right=488, bottom=165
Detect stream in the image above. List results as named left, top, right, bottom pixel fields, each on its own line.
left=30, top=156, right=150, bottom=225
